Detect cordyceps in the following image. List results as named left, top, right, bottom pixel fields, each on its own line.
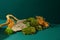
left=7, top=18, right=14, bottom=28
left=36, top=16, right=49, bottom=28
left=0, top=14, right=19, bottom=35
left=6, top=14, right=19, bottom=28
left=0, top=14, right=19, bottom=28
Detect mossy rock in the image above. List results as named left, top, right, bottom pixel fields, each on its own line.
left=22, top=27, right=36, bottom=35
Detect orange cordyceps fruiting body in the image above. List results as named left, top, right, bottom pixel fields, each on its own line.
left=36, top=16, right=49, bottom=27
left=37, top=19, right=44, bottom=25
left=7, top=18, right=15, bottom=28
left=43, top=22, right=49, bottom=27
left=36, top=16, right=44, bottom=25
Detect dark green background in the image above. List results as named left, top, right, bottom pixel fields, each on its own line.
left=0, top=0, right=60, bottom=24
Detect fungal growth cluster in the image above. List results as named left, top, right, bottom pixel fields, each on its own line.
left=0, top=14, right=49, bottom=35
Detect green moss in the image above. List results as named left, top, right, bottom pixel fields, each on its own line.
left=25, top=22, right=31, bottom=27
left=35, top=25, right=42, bottom=31
left=27, top=17, right=39, bottom=27
left=22, top=27, right=36, bottom=35
left=5, top=27, right=13, bottom=35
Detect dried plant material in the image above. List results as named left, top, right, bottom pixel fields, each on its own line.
left=12, top=20, right=27, bottom=32
left=43, top=22, right=49, bottom=28
left=36, top=16, right=44, bottom=25
left=0, top=14, right=50, bottom=35
left=5, top=27, right=13, bottom=35
left=36, top=16, right=49, bottom=28
left=7, top=18, right=15, bottom=28
left=22, top=27, right=36, bottom=35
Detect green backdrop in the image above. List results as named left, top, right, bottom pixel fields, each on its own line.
left=0, top=0, right=60, bottom=23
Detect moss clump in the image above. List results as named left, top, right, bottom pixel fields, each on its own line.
left=27, top=17, right=39, bottom=27
left=35, top=25, right=42, bottom=31
left=5, top=27, right=13, bottom=35
left=22, top=27, right=36, bottom=35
